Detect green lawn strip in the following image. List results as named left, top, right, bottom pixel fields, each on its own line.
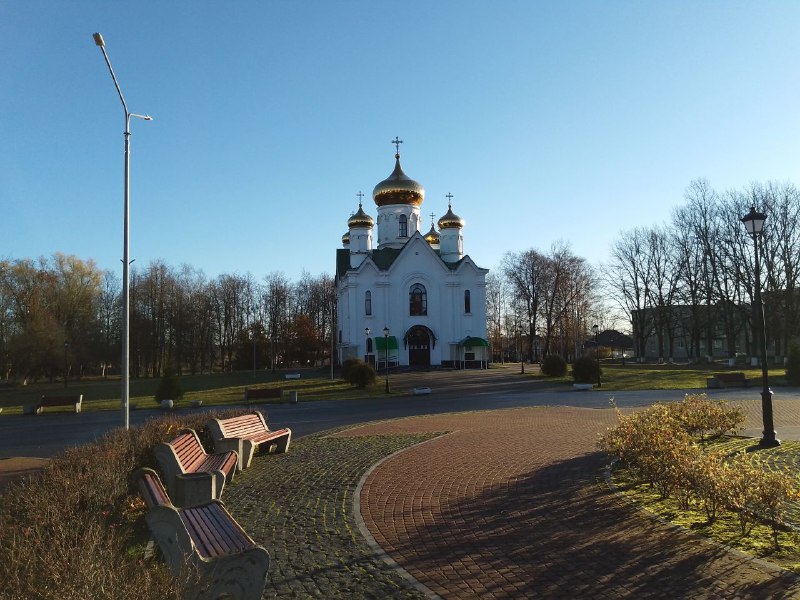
left=530, top=363, right=788, bottom=391
left=610, top=437, right=800, bottom=572
left=0, top=370, right=386, bottom=414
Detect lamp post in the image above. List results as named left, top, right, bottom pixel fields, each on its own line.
left=519, top=328, right=525, bottom=374
left=741, top=206, right=780, bottom=446
left=364, top=327, right=370, bottom=363
left=93, top=33, right=152, bottom=430
left=592, top=324, right=601, bottom=387
left=383, top=326, right=390, bottom=393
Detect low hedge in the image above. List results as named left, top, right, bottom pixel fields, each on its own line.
left=0, top=408, right=248, bottom=600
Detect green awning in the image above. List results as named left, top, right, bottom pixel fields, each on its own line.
left=374, top=336, right=399, bottom=351
left=458, top=336, right=489, bottom=348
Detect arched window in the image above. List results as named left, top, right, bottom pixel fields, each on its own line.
left=399, top=214, right=408, bottom=237
left=410, top=283, right=427, bottom=316
left=464, top=289, right=471, bottom=313
left=365, top=290, right=372, bottom=315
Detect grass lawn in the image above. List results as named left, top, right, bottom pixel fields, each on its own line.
left=0, top=369, right=379, bottom=415
left=530, top=361, right=788, bottom=391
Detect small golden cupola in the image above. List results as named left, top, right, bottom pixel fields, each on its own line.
left=437, top=197, right=464, bottom=230
left=424, top=212, right=440, bottom=247
left=347, top=202, right=374, bottom=229
left=341, top=231, right=350, bottom=247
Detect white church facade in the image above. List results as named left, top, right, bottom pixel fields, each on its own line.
left=335, top=141, right=489, bottom=369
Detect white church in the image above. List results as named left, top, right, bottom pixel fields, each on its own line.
left=335, top=140, right=489, bottom=369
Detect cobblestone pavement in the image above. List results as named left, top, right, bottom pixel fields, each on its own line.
left=335, top=406, right=800, bottom=599
left=223, top=430, right=438, bottom=599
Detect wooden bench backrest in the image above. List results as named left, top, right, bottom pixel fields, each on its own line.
left=134, top=468, right=172, bottom=509
left=170, top=431, right=208, bottom=473
left=219, top=413, right=267, bottom=438
left=40, top=395, right=82, bottom=406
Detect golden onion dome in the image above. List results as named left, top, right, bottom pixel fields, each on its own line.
left=372, top=154, right=425, bottom=207
left=438, top=203, right=464, bottom=229
left=347, top=203, right=374, bottom=229
left=424, top=223, right=440, bottom=245
left=342, top=231, right=350, bottom=246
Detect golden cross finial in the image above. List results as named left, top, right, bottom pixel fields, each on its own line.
left=392, top=137, right=403, bottom=155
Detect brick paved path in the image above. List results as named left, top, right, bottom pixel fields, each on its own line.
left=338, top=406, right=800, bottom=599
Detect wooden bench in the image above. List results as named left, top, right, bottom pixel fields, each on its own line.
left=154, top=428, right=238, bottom=507
left=244, top=386, right=283, bottom=404
left=208, top=411, right=292, bottom=471
left=132, top=467, right=269, bottom=600
left=706, top=372, right=750, bottom=389
left=37, top=394, right=83, bottom=414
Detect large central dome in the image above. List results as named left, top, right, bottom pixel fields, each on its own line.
left=372, top=153, right=425, bottom=207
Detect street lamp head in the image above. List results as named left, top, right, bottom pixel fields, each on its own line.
left=383, top=326, right=389, bottom=337
left=364, top=327, right=370, bottom=337
left=592, top=324, right=599, bottom=334
left=741, top=206, right=767, bottom=236
left=131, top=113, right=153, bottom=121
left=93, top=32, right=105, bottom=47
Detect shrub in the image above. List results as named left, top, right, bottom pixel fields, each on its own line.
left=341, top=358, right=361, bottom=382
left=786, top=342, right=800, bottom=385
left=0, top=408, right=248, bottom=599
left=571, top=355, right=600, bottom=383
left=669, top=393, right=744, bottom=441
left=344, top=360, right=376, bottom=388
left=154, top=367, right=183, bottom=403
left=540, top=354, right=567, bottom=377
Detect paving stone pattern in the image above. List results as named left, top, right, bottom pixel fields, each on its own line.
left=222, top=430, right=436, bottom=599
left=338, top=407, right=800, bottom=599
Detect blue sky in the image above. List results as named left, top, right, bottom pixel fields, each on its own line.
left=2, top=2, right=799, bottom=282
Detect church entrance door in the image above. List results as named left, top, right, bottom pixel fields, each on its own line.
left=407, top=326, right=431, bottom=367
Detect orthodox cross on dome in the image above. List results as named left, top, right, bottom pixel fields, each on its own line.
left=392, top=137, right=403, bottom=156
left=430, top=212, right=436, bottom=225
left=356, top=191, right=364, bottom=206
left=445, top=192, right=454, bottom=208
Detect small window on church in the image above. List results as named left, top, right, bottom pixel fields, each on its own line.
left=464, top=290, right=471, bottom=313
left=399, top=214, right=408, bottom=237
left=365, top=290, right=372, bottom=315
left=410, top=283, right=427, bottom=316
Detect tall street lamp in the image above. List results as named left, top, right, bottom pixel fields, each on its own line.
left=383, top=326, right=390, bottom=393
left=592, top=324, right=601, bottom=388
left=364, top=327, right=370, bottom=364
left=741, top=206, right=779, bottom=446
left=519, top=328, right=525, bottom=374
left=93, top=32, right=152, bottom=430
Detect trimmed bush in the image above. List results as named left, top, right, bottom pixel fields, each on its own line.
left=0, top=408, right=248, bottom=599
left=571, top=355, right=600, bottom=384
left=540, top=354, right=567, bottom=377
left=786, top=342, right=800, bottom=386
left=154, top=367, right=183, bottom=403
left=341, top=358, right=361, bottom=382
left=344, top=360, right=376, bottom=388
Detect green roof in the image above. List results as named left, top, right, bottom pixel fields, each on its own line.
left=374, top=336, right=399, bottom=350
left=458, top=336, right=489, bottom=347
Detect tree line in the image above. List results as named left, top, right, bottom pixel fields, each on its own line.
left=0, top=255, right=335, bottom=382
left=488, top=241, right=599, bottom=363
left=603, top=179, right=800, bottom=362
